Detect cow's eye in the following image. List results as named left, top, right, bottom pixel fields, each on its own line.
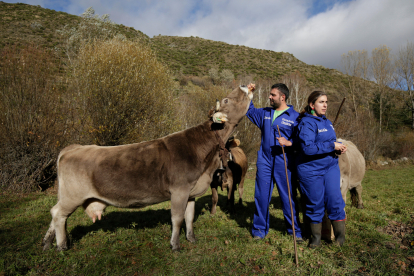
left=224, top=99, right=228, bottom=104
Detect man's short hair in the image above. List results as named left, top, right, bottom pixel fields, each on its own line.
left=271, top=83, right=289, bottom=100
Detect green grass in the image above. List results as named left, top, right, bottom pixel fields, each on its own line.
left=1, top=166, right=414, bottom=275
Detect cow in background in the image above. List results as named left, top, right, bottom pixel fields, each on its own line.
left=301, top=138, right=365, bottom=240
left=42, top=85, right=254, bottom=252
left=320, top=138, right=365, bottom=241
left=337, top=138, right=365, bottom=209
left=210, top=138, right=248, bottom=214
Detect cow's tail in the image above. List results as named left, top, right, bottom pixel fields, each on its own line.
left=56, top=144, right=82, bottom=200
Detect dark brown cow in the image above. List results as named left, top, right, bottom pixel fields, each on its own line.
left=42, top=85, right=254, bottom=252
left=210, top=139, right=248, bottom=215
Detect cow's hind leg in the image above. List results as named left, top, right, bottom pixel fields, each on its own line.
left=42, top=215, right=56, bottom=251
left=42, top=200, right=80, bottom=251
left=170, top=192, right=190, bottom=251
left=227, top=184, right=235, bottom=213
left=185, top=198, right=196, bottom=243
left=351, top=183, right=364, bottom=209
left=340, top=176, right=349, bottom=204
left=238, top=177, right=245, bottom=205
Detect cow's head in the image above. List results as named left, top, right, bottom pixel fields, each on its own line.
left=211, top=85, right=254, bottom=125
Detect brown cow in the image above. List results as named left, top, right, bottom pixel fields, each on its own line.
left=337, top=138, right=365, bottom=209
left=210, top=139, right=248, bottom=215
left=42, top=85, right=254, bottom=252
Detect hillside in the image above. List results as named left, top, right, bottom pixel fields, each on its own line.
left=0, top=2, right=148, bottom=58
left=1, top=1, right=354, bottom=92
left=150, top=35, right=349, bottom=90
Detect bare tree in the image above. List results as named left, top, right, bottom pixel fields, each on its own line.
left=341, top=50, right=371, bottom=122
left=394, top=42, right=414, bottom=129
left=279, top=70, right=309, bottom=111
left=371, top=45, right=394, bottom=132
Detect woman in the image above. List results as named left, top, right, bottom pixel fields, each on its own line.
left=295, top=91, right=347, bottom=248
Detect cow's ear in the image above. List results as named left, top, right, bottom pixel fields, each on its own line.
left=212, top=112, right=228, bottom=124
left=228, top=139, right=240, bottom=148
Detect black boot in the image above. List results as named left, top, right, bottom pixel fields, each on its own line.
left=309, top=223, right=322, bottom=249
left=331, top=220, right=345, bottom=246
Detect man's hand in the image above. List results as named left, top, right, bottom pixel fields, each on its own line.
left=276, top=137, right=292, bottom=147
left=247, top=83, right=256, bottom=92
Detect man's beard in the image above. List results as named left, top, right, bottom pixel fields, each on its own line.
left=270, top=100, right=280, bottom=109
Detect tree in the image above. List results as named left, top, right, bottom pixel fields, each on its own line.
left=341, top=50, right=370, bottom=123
left=208, top=67, right=220, bottom=85
left=220, top=69, right=235, bottom=84
left=279, top=70, right=309, bottom=111
left=394, top=42, right=414, bottom=129
left=57, top=7, right=125, bottom=65
left=371, top=45, right=394, bottom=132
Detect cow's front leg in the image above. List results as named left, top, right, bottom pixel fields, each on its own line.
left=211, top=186, right=218, bottom=215
left=225, top=169, right=235, bottom=212
left=185, top=198, right=196, bottom=243
left=170, top=193, right=189, bottom=251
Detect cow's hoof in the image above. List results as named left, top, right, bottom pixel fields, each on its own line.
left=187, top=232, right=196, bottom=243
left=187, top=237, right=196, bottom=243
left=56, top=244, right=68, bottom=252
left=42, top=242, right=52, bottom=251
left=172, top=247, right=181, bottom=252
left=357, top=204, right=364, bottom=209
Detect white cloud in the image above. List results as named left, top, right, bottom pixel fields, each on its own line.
left=4, top=0, right=414, bottom=69
left=277, top=0, right=414, bottom=68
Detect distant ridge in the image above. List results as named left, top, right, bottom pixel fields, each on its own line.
left=1, top=1, right=361, bottom=92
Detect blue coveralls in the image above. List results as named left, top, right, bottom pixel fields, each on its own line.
left=246, top=101, right=302, bottom=239
left=295, top=113, right=346, bottom=224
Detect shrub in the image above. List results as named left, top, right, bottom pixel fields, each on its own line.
left=71, top=38, right=180, bottom=146
left=57, top=7, right=141, bottom=65
left=177, top=83, right=229, bottom=129
left=0, top=45, right=68, bottom=192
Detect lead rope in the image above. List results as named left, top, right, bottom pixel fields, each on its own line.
left=214, top=130, right=229, bottom=169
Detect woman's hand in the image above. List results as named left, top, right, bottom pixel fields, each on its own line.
left=334, top=142, right=347, bottom=153
left=277, top=137, right=292, bottom=147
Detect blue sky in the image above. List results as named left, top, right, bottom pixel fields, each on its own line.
left=4, top=0, right=414, bottom=70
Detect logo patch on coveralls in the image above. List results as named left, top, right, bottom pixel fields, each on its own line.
left=318, top=128, right=328, bottom=133
left=281, top=118, right=294, bottom=126
left=264, top=116, right=271, bottom=120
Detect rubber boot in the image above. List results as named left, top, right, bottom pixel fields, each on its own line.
left=309, top=223, right=322, bottom=249
left=331, top=220, right=346, bottom=246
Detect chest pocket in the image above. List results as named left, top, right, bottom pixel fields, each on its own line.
left=272, top=123, right=293, bottom=139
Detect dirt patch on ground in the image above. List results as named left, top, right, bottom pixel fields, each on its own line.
left=377, top=218, right=414, bottom=247
left=377, top=217, right=414, bottom=275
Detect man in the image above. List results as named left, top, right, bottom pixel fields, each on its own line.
left=246, top=83, right=303, bottom=241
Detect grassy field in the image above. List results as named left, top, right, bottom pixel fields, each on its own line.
left=1, top=165, right=413, bottom=275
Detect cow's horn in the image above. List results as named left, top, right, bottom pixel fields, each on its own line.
left=215, top=99, right=220, bottom=112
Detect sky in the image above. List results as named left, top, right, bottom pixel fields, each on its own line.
left=5, top=0, right=414, bottom=70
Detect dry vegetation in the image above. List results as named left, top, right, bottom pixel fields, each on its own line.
left=1, top=2, right=414, bottom=192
